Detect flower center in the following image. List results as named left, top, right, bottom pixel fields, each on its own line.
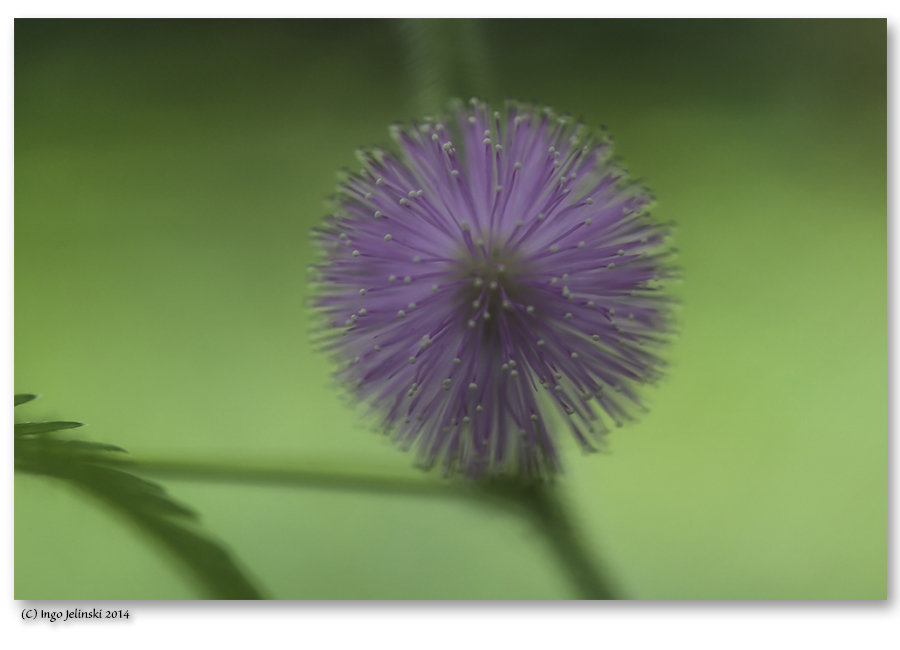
left=458, top=244, right=531, bottom=330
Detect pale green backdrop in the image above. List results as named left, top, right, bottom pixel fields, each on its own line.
left=15, top=19, right=886, bottom=599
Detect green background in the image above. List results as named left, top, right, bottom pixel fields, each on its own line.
left=15, top=19, right=886, bottom=599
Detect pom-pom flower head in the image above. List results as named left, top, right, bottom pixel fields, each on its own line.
left=314, top=99, right=674, bottom=478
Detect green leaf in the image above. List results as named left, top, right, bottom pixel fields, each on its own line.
left=15, top=421, right=84, bottom=436
left=14, top=401, right=265, bottom=600
left=15, top=394, right=39, bottom=406
left=54, top=440, right=129, bottom=455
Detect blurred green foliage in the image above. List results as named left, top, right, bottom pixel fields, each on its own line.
left=15, top=19, right=885, bottom=599
left=14, top=396, right=264, bottom=599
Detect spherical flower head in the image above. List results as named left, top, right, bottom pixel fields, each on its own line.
left=314, top=99, right=674, bottom=479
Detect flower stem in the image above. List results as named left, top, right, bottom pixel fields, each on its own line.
left=401, top=19, right=450, bottom=116
left=104, top=454, right=622, bottom=599
left=502, top=481, right=623, bottom=600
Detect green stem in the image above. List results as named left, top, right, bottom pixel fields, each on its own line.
left=401, top=19, right=492, bottom=115
left=106, top=455, right=459, bottom=499
left=402, top=19, right=449, bottom=116
left=512, top=482, right=622, bottom=600
left=106, top=455, right=622, bottom=599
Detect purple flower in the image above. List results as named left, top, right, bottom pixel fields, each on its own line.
left=314, top=99, right=674, bottom=478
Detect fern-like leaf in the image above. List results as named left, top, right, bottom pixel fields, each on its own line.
left=14, top=395, right=265, bottom=599
left=15, top=421, right=84, bottom=436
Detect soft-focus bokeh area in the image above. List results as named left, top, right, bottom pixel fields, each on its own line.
left=15, top=19, right=885, bottom=599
